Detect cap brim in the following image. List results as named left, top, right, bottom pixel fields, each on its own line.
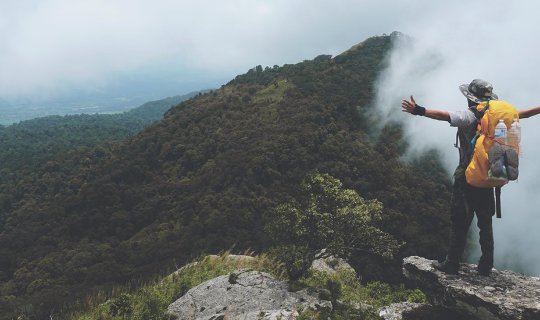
left=459, top=84, right=498, bottom=103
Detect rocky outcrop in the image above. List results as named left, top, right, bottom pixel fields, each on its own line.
left=167, top=269, right=331, bottom=320
left=379, top=302, right=429, bottom=320
left=403, top=256, right=540, bottom=320
left=379, top=302, right=471, bottom=320
left=311, top=251, right=356, bottom=275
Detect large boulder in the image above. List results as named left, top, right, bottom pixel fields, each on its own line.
left=167, top=269, right=331, bottom=320
left=402, top=256, right=540, bottom=320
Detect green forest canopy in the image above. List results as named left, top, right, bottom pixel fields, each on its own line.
left=0, top=34, right=452, bottom=319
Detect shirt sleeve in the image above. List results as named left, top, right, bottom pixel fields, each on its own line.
left=449, top=109, right=477, bottom=127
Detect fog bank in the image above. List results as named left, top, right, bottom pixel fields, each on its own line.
left=375, top=1, right=540, bottom=275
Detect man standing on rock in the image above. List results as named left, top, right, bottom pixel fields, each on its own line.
left=401, top=79, right=540, bottom=276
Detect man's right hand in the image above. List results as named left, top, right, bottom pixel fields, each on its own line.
left=401, top=95, right=417, bottom=114
left=401, top=96, right=451, bottom=121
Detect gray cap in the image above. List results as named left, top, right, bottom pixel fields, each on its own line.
left=459, top=79, right=498, bottom=103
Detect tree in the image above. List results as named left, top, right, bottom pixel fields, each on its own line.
left=267, top=172, right=401, bottom=280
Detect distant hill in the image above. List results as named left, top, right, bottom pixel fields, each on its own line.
left=125, top=92, right=206, bottom=120
left=0, top=92, right=199, bottom=174
left=0, top=87, right=207, bottom=125
left=0, top=34, right=452, bottom=319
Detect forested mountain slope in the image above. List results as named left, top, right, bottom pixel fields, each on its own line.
left=0, top=34, right=451, bottom=319
left=0, top=93, right=198, bottom=230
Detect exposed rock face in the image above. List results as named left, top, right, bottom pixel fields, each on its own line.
left=167, top=269, right=331, bottom=320
left=379, top=302, right=471, bottom=320
left=311, top=252, right=356, bottom=275
left=379, top=302, right=429, bottom=320
left=403, top=256, right=540, bottom=320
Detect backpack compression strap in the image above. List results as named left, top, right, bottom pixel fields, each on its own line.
left=495, top=186, right=502, bottom=218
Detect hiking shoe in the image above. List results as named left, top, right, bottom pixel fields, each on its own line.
left=505, top=148, right=519, bottom=180
left=433, top=260, right=459, bottom=274
left=489, top=143, right=505, bottom=177
left=505, top=147, right=519, bottom=167
left=506, top=166, right=518, bottom=181
left=489, top=159, right=505, bottom=178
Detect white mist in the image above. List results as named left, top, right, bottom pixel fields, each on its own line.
left=375, top=1, right=540, bottom=276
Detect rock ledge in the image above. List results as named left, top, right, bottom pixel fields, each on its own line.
left=403, top=256, right=540, bottom=320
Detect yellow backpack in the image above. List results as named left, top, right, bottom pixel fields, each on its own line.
left=465, top=99, right=519, bottom=188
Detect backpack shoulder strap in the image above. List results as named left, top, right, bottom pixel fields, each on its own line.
left=469, top=106, right=483, bottom=120
left=470, top=99, right=492, bottom=151
left=454, top=104, right=487, bottom=166
left=475, top=99, right=491, bottom=120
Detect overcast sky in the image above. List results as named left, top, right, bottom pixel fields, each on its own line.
left=0, top=0, right=433, bottom=100
left=2, top=0, right=540, bottom=275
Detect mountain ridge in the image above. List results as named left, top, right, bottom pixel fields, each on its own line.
left=0, top=34, right=452, bottom=319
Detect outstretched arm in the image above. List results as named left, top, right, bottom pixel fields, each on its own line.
left=519, top=106, right=540, bottom=119
left=401, top=96, right=450, bottom=122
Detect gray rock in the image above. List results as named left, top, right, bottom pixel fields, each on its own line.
left=379, top=303, right=475, bottom=320
left=167, top=269, right=332, bottom=320
left=311, top=251, right=356, bottom=275
left=379, top=302, right=429, bottom=320
left=403, top=256, right=540, bottom=320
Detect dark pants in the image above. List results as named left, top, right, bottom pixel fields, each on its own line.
left=447, top=168, right=495, bottom=268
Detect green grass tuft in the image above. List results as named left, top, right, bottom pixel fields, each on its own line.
left=69, top=251, right=284, bottom=320
left=252, top=79, right=292, bottom=104
left=296, top=268, right=427, bottom=320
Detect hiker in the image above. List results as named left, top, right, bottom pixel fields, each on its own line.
left=401, top=79, right=540, bottom=276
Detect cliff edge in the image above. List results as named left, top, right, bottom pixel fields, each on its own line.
left=403, top=256, right=540, bottom=320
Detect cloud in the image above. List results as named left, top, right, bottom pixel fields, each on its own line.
left=1, top=0, right=181, bottom=97
left=375, top=0, right=540, bottom=275
left=0, top=0, right=428, bottom=98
